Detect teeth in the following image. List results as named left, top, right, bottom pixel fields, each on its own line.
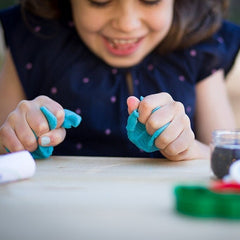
left=110, top=38, right=138, bottom=45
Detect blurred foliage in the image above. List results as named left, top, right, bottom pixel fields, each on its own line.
left=229, top=0, right=240, bottom=24
left=0, top=0, right=239, bottom=24
left=0, top=0, right=17, bottom=9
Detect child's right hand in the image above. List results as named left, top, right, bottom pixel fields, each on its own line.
left=0, top=96, right=66, bottom=154
left=126, top=93, right=206, bottom=161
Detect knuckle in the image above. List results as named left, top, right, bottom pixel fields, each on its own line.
left=174, top=101, right=184, bottom=112
left=165, top=144, right=178, bottom=156
left=157, top=135, right=170, bottom=149
left=18, top=100, right=31, bottom=112
left=147, top=118, right=160, bottom=132
left=24, top=138, right=37, bottom=151
left=166, top=139, right=188, bottom=156
left=161, top=134, right=172, bottom=147
left=183, top=114, right=190, bottom=124
left=35, top=95, right=50, bottom=102
left=0, top=125, right=10, bottom=137
left=179, top=114, right=190, bottom=126
left=189, top=130, right=195, bottom=141
left=35, top=122, right=49, bottom=136
left=140, top=98, right=153, bottom=112
left=56, top=109, right=65, bottom=124
left=161, top=92, right=173, bottom=101
left=8, top=140, right=24, bottom=152
left=7, top=112, right=18, bottom=124
left=12, top=146, right=25, bottom=152
left=19, top=132, right=36, bottom=148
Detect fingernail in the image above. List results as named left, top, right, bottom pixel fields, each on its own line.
left=40, top=136, right=51, bottom=146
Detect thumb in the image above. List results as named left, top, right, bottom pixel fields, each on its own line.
left=127, top=96, right=140, bottom=114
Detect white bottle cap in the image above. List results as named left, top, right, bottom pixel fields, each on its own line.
left=0, top=151, right=36, bottom=184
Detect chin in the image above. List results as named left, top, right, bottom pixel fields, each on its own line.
left=104, top=56, right=143, bottom=69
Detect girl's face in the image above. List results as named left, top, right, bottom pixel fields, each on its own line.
left=71, top=0, right=174, bottom=68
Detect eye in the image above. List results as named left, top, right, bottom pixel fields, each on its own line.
left=88, top=0, right=112, bottom=7
left=140, top=0, right=161, bottom=6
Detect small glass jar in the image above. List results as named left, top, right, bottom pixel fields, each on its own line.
left=211, top=130, right=240, bottom=179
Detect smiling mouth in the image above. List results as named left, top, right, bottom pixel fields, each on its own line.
left=106, top=37, right=142, bottom=49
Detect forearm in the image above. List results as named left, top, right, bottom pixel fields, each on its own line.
left=0, top=49, right=26, bottom=126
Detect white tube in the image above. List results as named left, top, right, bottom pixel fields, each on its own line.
left=0, top=151, right=36, bottom=184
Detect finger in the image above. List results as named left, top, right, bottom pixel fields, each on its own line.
left=154, top=115, right=186, bottom=150
left=138, top=93, right=173, bottom=124
left=145, top=102, right=177, bottom=135
left=26, top=107, right=50, bottom=137
left=38, top=128, right=66, bottom=147
left=32, top=96, right=65, bottom=128
left=0, top=124, right=25, bottom=153
left=4, top=110, right=37, bottom=152
left=13, top=114, right=38, bottom=152
left=162, top=128, right=195, bottom=157
left=127, top=96, right=140, bottom=114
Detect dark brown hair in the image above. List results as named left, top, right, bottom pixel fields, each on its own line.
left=20, top=0, right=229, bottom=54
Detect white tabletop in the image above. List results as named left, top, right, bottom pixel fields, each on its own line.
left=0, top=156, right=239, bottom=240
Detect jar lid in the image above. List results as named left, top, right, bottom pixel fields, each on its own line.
left=174, top=185, right=240, bottom=219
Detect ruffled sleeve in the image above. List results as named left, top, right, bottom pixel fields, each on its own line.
left=193, top=21, right=240, bottom=81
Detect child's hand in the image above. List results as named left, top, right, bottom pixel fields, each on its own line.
left=0, top=95, right=66, bottom=154
left=127, top=93, right=196, bottom=161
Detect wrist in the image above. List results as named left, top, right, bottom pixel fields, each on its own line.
left=161, top=140, right=210, bottom=161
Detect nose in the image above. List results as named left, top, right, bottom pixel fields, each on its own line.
left=111, top=7, right=142, bottom=33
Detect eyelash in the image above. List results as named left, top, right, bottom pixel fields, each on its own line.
left=140, top=0, right=161, bottom=6
left=88, top=0, right=111, bottom=7
left=88, top=0, right=161, bottom=8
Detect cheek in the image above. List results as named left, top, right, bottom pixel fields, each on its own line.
left=73, top=11, right=105, bottom=33
left=147, top=3, right=174, bottom=34
left=149, top=13, right=173, bottom=34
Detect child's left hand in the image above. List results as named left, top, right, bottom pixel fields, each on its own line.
left=127, top=93, right=196, bottom=161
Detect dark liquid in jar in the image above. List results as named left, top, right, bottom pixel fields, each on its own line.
left=211, top=145, right=240, bottom=179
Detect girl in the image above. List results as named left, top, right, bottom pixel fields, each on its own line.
left=0, top=0, right=239, bottom=160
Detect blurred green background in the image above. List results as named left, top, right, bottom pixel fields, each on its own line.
left=229, top=0, right=240, bottom=24
left=0, top=0, right=16, bottom=9
left=0, top=0, right=240, bottom=24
